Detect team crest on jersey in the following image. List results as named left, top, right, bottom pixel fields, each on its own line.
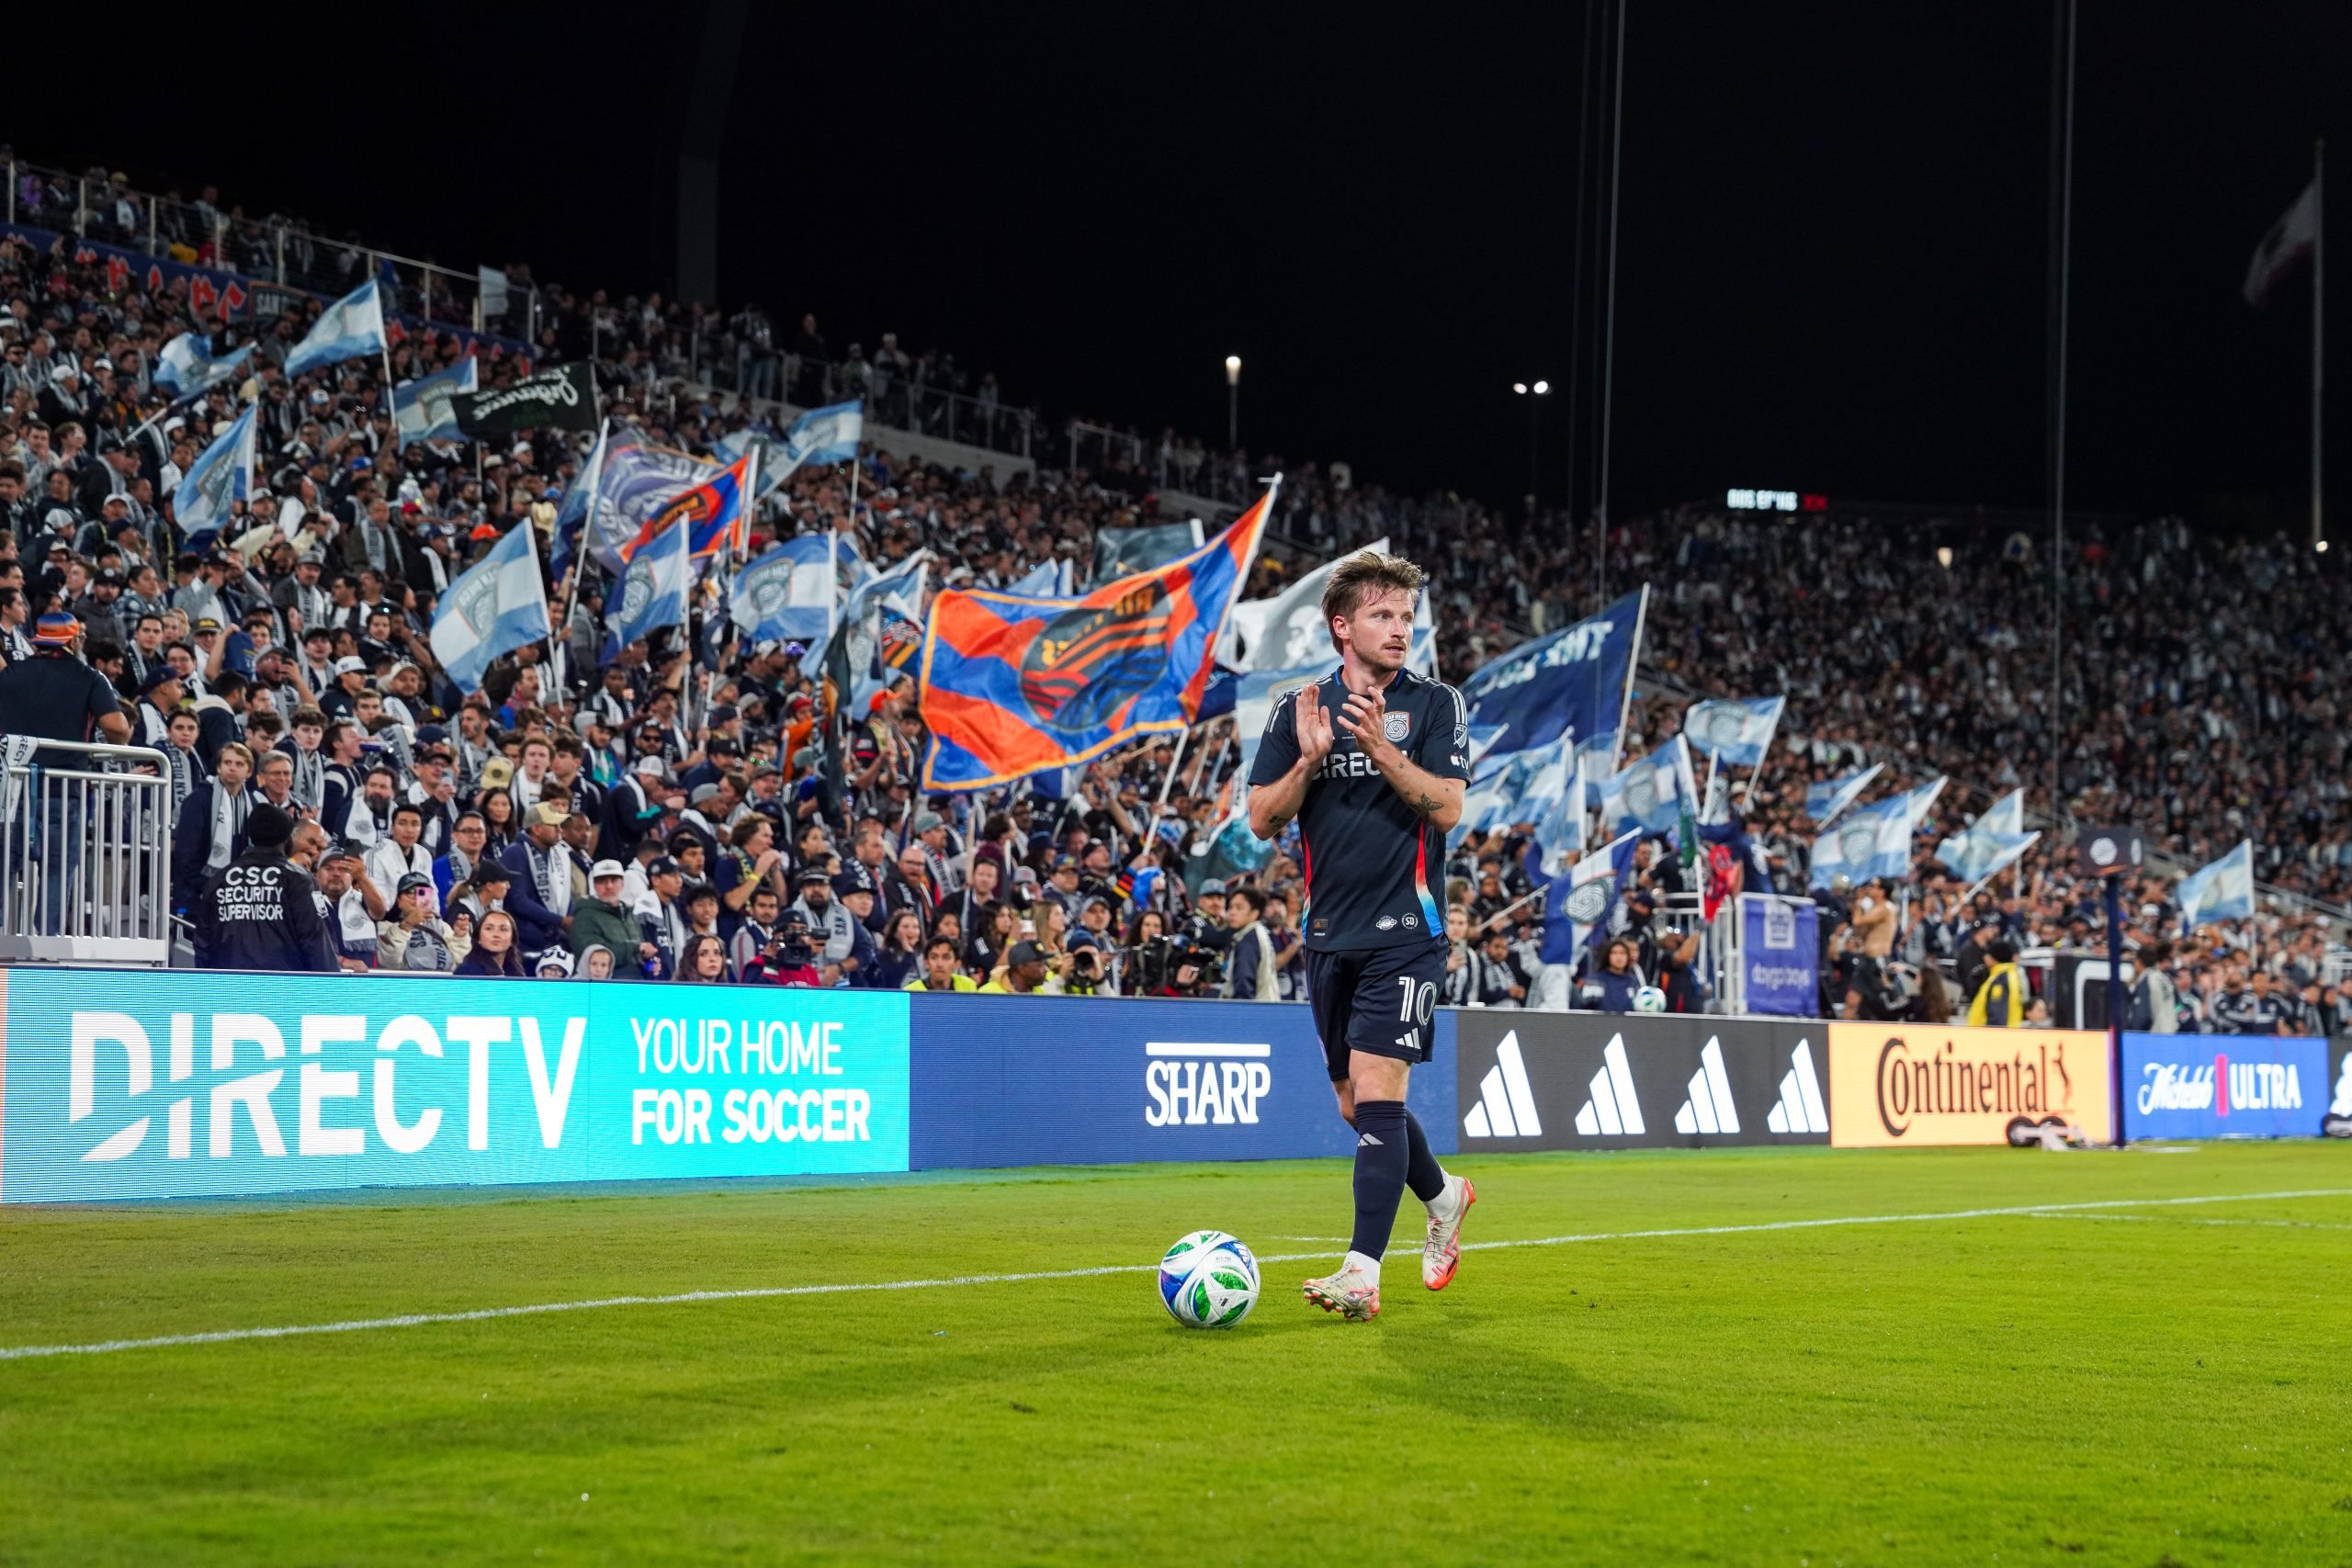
left=1384, top=711, right=1410, bottom=742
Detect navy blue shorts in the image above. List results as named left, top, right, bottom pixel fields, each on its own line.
left=1305, top=943, right=1444, bottom=1080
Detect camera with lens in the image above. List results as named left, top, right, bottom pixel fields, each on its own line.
left=1129, top=935, right=1222, bottom=995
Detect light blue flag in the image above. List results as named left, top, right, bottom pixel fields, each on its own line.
left=602, top=513, right=690, bottom=660
left=727, top=536, right=836, bottom=644
left=154, top=333, right=252, bottom=399
left=393, top=358, right=480, bottom=447
left=840, top=552, right=932, bottom=708
left=768, top=400, right=865, bottom=482
left=549, top=422, right=609, bottom=580
left=2176, top=840, right=2256, bottom=930
left=844, top=550, right=929, bottom=627
left=1937, top=828, right=2041, bottom=888
left=284, top=279, right=389, bottom=378
left=1458, top=589, right=1644, bottom=761
left=173, top=404, right=255, bottom=547
left=714, top=425, right=787, bottom=496
left=1598, top=740, right=1690, bottom=838
left=1681, top=695, right=1785, bottom=768
left=1809, top=778, right=1945, bottom=889
left=1977, top=787, right=2025, bottom=838
left=1804, top=762, right=1883, bottom=829
left=429, top=521, right=551, bottom=693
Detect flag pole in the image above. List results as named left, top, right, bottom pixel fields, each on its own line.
left=2314, top=136, right=2326, bottom=552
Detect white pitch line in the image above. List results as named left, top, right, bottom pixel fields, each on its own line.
left=2031, top=1212, right=2352, bottom=1232
left=2, top=1186, right=2345, bottom=1364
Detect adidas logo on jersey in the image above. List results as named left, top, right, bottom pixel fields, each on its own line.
left=1573, top=1033, right=1645, bottom=1137
left=1764, top=1038, right=1829, bottom=1134
left=1461, top=1031, right=1543, bottom=1138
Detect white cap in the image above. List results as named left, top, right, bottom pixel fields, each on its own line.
left=590, top=859, right=627, bottom=881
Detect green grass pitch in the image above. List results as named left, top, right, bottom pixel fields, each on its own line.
left=2, top=1142, right=2348, bottom=1565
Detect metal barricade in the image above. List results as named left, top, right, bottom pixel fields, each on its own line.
left=0, top=739, right=175, bottom=967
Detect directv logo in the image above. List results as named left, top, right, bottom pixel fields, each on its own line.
left=1462, top=1032, right=1544, bottom=1138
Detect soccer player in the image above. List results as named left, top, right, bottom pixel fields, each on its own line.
left=1247, top=550, right=1476, bottom=1321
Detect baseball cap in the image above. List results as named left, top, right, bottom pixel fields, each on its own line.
left=832, top=872, right=875, bottom=899
left=139, top=664, right=182, bottom=694
left=193, top=616, right=222, bottom=633
left=531, top=802, right=569, bottom=828
left=689, top=783, right=721, bottom=807
left=633, top=756, right=667, bottom=778
left=1068, top=930, right=1101, bottom=952
left=589, top=859, right=627, bottom=881
left=797, top=863, right=832, bottom=884
left=396, top=872, right=435, bottom=897
left=648, top=856, right=683, bottom=879
left=1006, top=941, right=1046, bottom=967
left=469, top=862, right=513, bottom=887
left=912, top=811, right=944, bottom=833
left=334, top=656, right=367, bottom=675
left=479, top=758, right=515, bottom=790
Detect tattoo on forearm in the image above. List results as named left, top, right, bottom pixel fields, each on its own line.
left=1410, top=791, right=1441, bottom=818
left=1268, top=812, right=1291, bottom=830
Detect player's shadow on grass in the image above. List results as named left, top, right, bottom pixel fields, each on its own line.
left=1381, top=1313, right=1678, bottom=1437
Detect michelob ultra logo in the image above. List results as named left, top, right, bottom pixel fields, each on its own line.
left=0, top=970, right=911, bottom=1202
left=1825, top=1024, right=2113, bottom=1147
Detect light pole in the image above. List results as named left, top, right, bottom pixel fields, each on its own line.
left=1225, top=355, right=1242, bottom=450
left=1513, top=380, right=1550, bottom=511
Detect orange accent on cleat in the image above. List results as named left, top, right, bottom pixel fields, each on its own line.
left=1423, top=1177, right=1476, bottom=1291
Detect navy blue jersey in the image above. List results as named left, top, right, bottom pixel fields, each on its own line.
left=1248, top=668, right=1471, bottom=953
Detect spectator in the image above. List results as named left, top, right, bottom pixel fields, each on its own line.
left=455, top=908, right=528, bottom=977
left=1223, top=886, right=1277, bottom=1000
left=378, top=873, right=458, bottom=973
left=169, top=739, right=254, bottom=907
left=979, top=940, right=1055, bottom=996
left=906, top=934, right=977, bottom=993
left=1578, top=940, right=1643, bottom=1013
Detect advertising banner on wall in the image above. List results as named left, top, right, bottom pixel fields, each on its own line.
left=1824, top=1024, right=2112, bottom=1147
left=2120, top=1032, right=2330, bottom=1141
left=0, top=969, right=910, bottom=1203
left=1453, top=1010, right=1830, bottom=1154
left=1739, top=895, right=1819, bottom=1017
left=2330, top=1040, right=2352, bottom=1135
left=908, top=994, right=1456, bottom=1168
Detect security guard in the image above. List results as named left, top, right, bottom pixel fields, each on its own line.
left=189, top=802, right=339, bottom=972
left=1965, top=937, right=2028, bottom=1027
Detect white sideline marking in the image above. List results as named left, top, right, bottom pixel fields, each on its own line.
left=2, top=1186, right=2344, bottom=1363
left=2031, top=1212, right=2352, bottom=1232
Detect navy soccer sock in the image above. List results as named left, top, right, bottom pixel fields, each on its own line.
left=1402, top=1109, right=1447, bottom=1205
left=1349, top=1100, right=1412, bottom=1263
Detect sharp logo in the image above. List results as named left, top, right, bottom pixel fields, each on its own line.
left=1573, top=1033, right=1646, bottom=1137
left=68, top=1009, right=586, bottom=1164
left=1144, top=1042, right=1272, bottom=1127
left=1462, top=1031, right=1543, bottom=1138
left=1672, top=1037, right=1741, bottom=1135
left=1765, top=1038, right=1829, bottom=1134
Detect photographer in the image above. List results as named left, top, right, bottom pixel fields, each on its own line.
left=742, top=908, right=823, bottom=987
left=978, top=939, right=1056, bottom=995
left=1063, top=931, right=1111, bottom=997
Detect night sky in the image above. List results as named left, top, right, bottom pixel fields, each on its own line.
left=22, top=3, right=2352, bottom=534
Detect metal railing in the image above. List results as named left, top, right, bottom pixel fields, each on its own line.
left=664, top=350, right=1036, bottom=462
left=0, top=738, right=175, bottom=967
left=4, top=156, right=540, bottom=341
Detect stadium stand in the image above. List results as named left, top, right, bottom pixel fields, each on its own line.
left=0, top=149, right=2344, bottom=1035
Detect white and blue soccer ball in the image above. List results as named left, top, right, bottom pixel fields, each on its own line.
left=1633, top=985, right=1668, bottom=1013
left=1159, top=1230, right=1261, bottom=1329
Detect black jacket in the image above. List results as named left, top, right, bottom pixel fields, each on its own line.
left=190, top=844, right=338, bottom=972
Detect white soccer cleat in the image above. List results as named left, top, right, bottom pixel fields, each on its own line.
left=1422, top=1175, right=1476, bottom=1291
left=1302, top=1257, right=1382, bottom=1321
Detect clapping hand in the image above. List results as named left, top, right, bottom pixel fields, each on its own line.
left=1295, top=684, right=1336, bottom=766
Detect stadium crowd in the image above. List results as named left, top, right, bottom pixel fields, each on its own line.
left=0, top=163, right=2345, bottom=1034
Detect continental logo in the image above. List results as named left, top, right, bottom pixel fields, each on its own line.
left=1826, top=1024, right=2112, bottom=1147
left=1873, top=1033, right=2071, bottom=1137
